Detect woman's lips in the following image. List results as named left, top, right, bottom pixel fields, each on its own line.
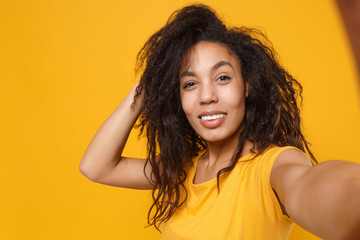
left=198, top=112, right=227, bottom=128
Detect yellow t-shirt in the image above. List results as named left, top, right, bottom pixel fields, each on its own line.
left=162, top=146, right=295, bottom=240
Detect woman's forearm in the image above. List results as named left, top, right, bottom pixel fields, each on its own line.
left=79, top=83, right=143, bottom=182
left=287, top=160, right=360, bottom=240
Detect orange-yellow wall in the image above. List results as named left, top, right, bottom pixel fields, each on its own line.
left=1, top=0, right=359, bottom=239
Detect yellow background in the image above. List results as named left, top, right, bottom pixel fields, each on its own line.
left=1, top=0, right=359, bottom=239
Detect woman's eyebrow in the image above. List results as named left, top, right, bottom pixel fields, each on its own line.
left=180, top=61, right=234, bottom=79
left=179, top=70, right=196, bottom=79
left=211, top=61, right=234, bottom=71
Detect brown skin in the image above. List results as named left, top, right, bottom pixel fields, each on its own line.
left=179, top=41, right=248, bottom=179
left=79, top=83, right=153, bottom=189
left=271, top=150, right=360, bottom=240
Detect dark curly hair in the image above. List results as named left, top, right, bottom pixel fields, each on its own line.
left=134, top=4, right=316, bottom=230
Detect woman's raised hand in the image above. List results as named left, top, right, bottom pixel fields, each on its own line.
left=80, top=83, right=154, bottom=189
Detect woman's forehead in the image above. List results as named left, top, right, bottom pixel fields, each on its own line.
left=179, top=41, right=240, bottom=74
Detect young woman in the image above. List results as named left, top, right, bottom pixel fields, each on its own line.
left=80, top=4, right=360, bottom=240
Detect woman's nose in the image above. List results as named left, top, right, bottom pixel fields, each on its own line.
left=199, top=83, right=218, bottom=104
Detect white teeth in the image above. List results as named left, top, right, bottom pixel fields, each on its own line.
left=201, top=114, right=225, bottom=121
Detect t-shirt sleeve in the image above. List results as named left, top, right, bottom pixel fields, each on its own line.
left=258, top=146, right=299, bottom=222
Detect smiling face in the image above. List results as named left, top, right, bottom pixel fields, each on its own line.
left=179, top=41, right=247, bottom=144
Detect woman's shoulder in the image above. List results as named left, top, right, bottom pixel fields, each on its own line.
left=260, top=145, right=303, bottom=158
left=248, top=145, right=306, bottom=169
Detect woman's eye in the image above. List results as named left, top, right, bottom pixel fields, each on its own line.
left=183, top=82, right=196, bottom=89
left=218, top=75, right=231, bottom=81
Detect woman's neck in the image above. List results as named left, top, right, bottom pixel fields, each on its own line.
left=204, top=138, right=253, bottom=168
